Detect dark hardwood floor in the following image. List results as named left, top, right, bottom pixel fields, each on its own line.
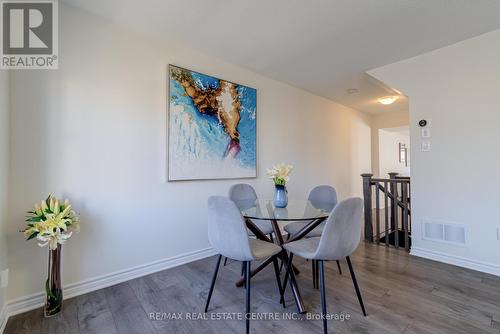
left=5, top=242, right=500, bottom=333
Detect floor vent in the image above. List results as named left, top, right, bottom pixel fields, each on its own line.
left=423, top=221, right=466, bottom=246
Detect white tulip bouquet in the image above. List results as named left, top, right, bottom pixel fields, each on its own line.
left=22, top=194, right=80, bottom=250
left=266, top=163, right=294, bottom=186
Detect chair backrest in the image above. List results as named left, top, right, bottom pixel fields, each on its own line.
left=314, top=197, right=363, bottom=260
left=229, top=183, right=258, bottom=203
left=308, top=185, right=338, bottom=205
left=207, top=196, right=254, bottom=261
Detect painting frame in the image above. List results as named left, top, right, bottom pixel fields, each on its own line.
left=167, top=64, right=257, bottom=181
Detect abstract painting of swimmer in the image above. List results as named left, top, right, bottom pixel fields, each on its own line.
left=168, top=65, right=257, bottom=180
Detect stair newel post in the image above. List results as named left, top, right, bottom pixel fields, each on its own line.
left=361, top=173, right=374, bottom=242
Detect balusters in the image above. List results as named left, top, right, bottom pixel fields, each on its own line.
left=388, top=173, right=397, bottom=232
left=361, top=173, right=411, bottom=251
left=408, top=182, right=412, bottom=211
left=375, top=182, right=380, bottom=244
left=384, top=181, right=389, bottom=247
left=391, top=178, right=399, bottom=249
left=402, top=182, right=410, bottom=251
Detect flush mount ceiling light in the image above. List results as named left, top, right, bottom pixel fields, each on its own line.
left=378, top=96, right=398, bottom=105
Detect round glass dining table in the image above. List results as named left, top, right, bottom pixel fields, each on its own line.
left=237, top=199, right=334, bottom=222
left=233, top=199, right=335, bottom=314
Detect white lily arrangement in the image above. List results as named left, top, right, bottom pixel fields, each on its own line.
left=22, top=195, right=80, bottom=250
left=266, top=163, right=294, bottom=186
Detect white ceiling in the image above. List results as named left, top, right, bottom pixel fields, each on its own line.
left=63, top=0, right=500, bottom=113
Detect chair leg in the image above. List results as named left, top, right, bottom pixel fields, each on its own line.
left=346, top=256, right=367, bottom=316
left=223, top=257, right=228, bottom=266
left=336, top=260, right=342, bottom=275
left=272, top=257, right=285, bottom=308
left=245, top=261, right=251, bottom=334
left=204, top=254, right=222, bottom=313
left=319, top=260, right=328, bottom=334
left=312, top=260, right=317, bottom=289
left=315, top=260, right=320, bottom=289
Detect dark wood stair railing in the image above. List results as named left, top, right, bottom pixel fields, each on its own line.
left=361, top=173, right=411, bottom=251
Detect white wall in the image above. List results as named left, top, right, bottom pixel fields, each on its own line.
left=0, top=69, right=9, bottom=324
left=371, top=110, right=409, bottom=177
left=378, top=128, right=410, bottom=178
left=370, top=29, right=500, bottom=274
left=5, top=4, right=371, bottom=302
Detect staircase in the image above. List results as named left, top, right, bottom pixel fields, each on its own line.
left=361, top=173, right=411, bottom=251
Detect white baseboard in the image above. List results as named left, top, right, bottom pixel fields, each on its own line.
left=2, top=246, right=216, bottom=330
left=411, top=247, right=500, bottom=277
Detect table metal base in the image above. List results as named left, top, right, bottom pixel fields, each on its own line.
left=235, top=217, right=326, bottom=314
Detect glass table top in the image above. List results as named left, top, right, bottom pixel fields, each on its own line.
left=236, top=199, right=334, bottom=221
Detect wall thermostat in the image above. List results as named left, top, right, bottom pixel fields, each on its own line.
left=418, top=120, right=427, bottom=127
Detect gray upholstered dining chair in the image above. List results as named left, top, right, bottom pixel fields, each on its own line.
left=229, top=183, right=274, bottom=236
left=283, top=185, right=342, bottom=279
left=205, top=196, right=284, bottom=334
left=228, top=183, right=275, bottom=269
left=284, top=185, right=338, bottom=238
left=281, top=197, right=367, bottom=334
